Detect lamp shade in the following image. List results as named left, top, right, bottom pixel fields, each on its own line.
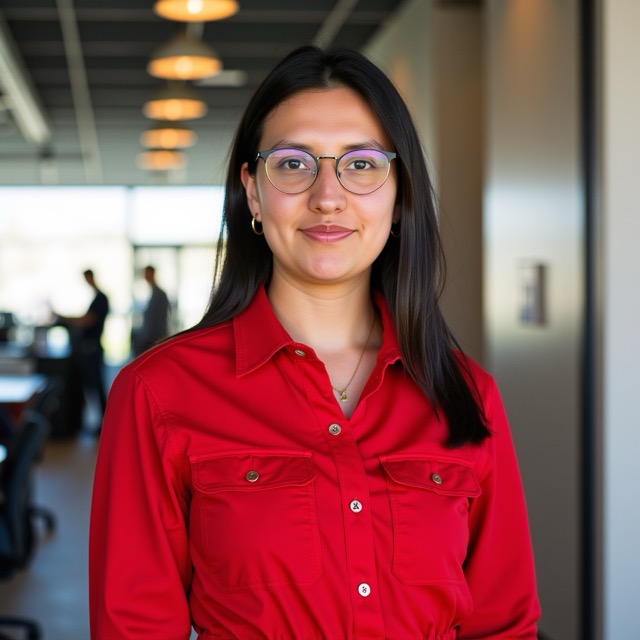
left=137, top=149, right=187, bottom=171
left=141, top=122, right=197, bottom=149
left=148, top=32, right=222, bottom=81
left=143, top=83, right=207, bottom=121
left=153, top=0, right=239, bottom=22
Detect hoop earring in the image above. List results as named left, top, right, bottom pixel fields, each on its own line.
left=390, top=223, right=400, bottom=238
left=251, top=216, right=264, bottom=236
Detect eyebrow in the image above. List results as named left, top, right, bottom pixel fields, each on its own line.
left=267, top=139, right=388, bottom=153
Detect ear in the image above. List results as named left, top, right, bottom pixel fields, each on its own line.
left=241, top=162, right=261, bottom=220
left=392, top=203, right=401, bottom=225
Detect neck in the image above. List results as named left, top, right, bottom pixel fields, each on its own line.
left=267, top=275, right=375, bottom=354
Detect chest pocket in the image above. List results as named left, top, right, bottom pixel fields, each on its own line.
left=380, top=455, right=481, bottom=586
left=190, top=450, right=322, bottom=592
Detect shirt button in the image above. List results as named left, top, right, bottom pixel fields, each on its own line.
left=294, top=349, right=306, bottom=357
left=358, top=583, right=371, bottom=597
left=328, top=423, right=342, bottom=436
left=431, top=473, right=443, bottom=485
left=245, top=470, right=260, bottom=482
left=350, top=499, right=363, bottom=513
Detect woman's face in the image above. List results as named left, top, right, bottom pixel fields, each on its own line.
left=241, top=87, right=398, bottom=292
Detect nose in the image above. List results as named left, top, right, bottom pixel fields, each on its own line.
left=307, top=157, right=346, bottom=213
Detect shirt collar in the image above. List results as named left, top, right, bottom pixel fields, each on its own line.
left=233, top=286, right=402, bottom=377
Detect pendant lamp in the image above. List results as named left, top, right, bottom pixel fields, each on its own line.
left=141, top=122, right=197, bottom=149
left=148, top=31, right=222, bottom=81
left=153, top=0, right=239, bottom=22
left=143, top=83, right=207, bottom=121
left=137, top=149, right=187, bottom=171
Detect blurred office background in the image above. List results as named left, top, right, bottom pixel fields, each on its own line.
left=0, top=1, right=638, bottom=639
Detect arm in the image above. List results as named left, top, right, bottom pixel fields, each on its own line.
left=57, top=292, right=109, bottom=330
left=458, top=378, right=541, bottom=639
left=55, top=310, right=98, bottom=328
left=89, top=367, right=192, bottom=639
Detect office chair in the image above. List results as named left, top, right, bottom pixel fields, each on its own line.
left=0, top=413, right=50, bottom=639
left=24, top=378, right=63, bottom=534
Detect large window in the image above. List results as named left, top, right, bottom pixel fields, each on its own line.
left=0, top=186, right=223, bottom=363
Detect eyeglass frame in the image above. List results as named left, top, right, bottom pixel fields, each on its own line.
left=254, top=147, right=398, bottom=195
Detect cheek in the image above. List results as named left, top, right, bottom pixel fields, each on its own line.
left=254, top=177, right=283, bottom=214
left=366, top=195, right=397, bottom=230
left=259, top=190, right=305, bottom=226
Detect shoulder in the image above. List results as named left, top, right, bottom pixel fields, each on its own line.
left=108, top=320, right=236, bottom=426
left=127, top=320, right=234, bottom=382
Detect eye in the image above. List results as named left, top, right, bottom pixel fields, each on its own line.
left=270, top=150, right=315, bottom=172
left=349, top=159, right=371, bottom=170
left=283, top=158, right=304, bottom=170
left=341, top=150, right=386, bottom=172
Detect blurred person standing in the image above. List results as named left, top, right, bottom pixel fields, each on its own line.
left=55, top=268, right=109, bottom=432
left=131, top=265, right=171, bottom=356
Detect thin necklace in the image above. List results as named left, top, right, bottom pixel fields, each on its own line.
left=331, top=314, right=376, bottom=404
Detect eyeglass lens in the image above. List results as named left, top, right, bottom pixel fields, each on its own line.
left=262, top=148, right=394, bottom=194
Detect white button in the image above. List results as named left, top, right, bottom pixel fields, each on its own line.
left=328, top=423, right=342, bottom=435
left=294, top=349, right=306, bottom=357
left=358, top=583, right=371, bottom=597
left=245, top=470, right=259, bottom=482
left=350, top=500, right=363, bottom=513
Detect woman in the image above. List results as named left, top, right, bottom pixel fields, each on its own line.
left=89, top=46, right=540, bottom=639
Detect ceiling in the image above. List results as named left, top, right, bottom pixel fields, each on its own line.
left=0, top=0, right=407, bottom=187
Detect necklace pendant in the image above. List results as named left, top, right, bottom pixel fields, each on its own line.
left=339, top=391, right=348, bottom=403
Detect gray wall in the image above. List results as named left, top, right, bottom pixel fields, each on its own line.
left=599, top=1, right=640, bottom=637
left=484, top=2, right=583, bottom=638
left=434, top=8, right=485, bottom=364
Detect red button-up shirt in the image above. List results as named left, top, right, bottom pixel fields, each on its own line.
left=89, top=287, right=540, bottom=639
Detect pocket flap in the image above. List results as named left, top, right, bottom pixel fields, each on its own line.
left=191, top=451, right=314, bottom=493
left=380, top=456, right=481, bottom=497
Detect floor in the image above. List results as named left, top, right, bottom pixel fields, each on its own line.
left=0, top=434, right=97, bottom=639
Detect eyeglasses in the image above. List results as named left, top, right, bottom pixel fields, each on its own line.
left=254, top=147, right=397, bottom=195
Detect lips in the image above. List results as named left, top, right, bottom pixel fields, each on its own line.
left=301, top=224, right=354, bottom=243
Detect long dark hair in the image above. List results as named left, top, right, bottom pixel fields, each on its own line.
left=195, top=45, right=489, bottom=447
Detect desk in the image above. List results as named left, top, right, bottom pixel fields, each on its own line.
left=0, top=374, right=47, bottom=404
left=0, top=343, right=35, bottom=375
left=0, top=373, right=47, bottom=425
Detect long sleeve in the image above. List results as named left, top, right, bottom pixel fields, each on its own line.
left=89, top=367, right=192, bottom=639
left=457, top=378, right=540, bottom=638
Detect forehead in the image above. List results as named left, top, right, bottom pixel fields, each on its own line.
left=260, top=87, right=391, bottom=149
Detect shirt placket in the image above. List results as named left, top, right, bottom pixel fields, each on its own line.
left=289, top=343, right=388, bottom=640
left=324, top=419, right=386, bottom=639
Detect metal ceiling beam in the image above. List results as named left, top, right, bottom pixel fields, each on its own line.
left=312, top=0, right=360, bottom=47
left=55, top=0, right=103, bottom=183
left=0, top=11, right=51, bottom=145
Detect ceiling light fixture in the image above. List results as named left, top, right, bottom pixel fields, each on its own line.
left=153, top=0, right=239, bottom=22
left=148, top=31, right=222, bottom=81
left=137, top=149, right=187, bottom=171
left=140, top=122, right=197, bottom=149
left=143, top=83, right=207, bottom=121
